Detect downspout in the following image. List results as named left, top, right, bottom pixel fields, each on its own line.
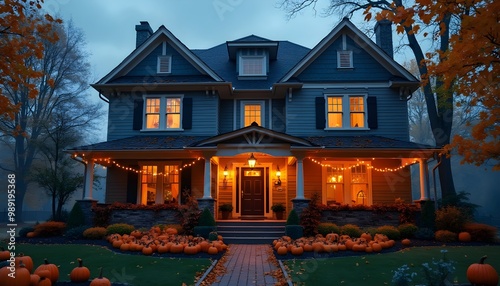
left=432, top=153, right=443, bottom=210
left=99, top=91, right=109, bottom=103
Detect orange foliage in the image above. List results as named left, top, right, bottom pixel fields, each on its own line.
left=0, top=0, right=60, bottom=120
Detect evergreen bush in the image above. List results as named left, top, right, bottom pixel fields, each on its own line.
left=286, top=209, right=300, bottom=225
left=67, top=203, right=86, bottom=229
left=317, top=223, right=340, bottom=236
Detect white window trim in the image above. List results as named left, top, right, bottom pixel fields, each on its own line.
left=142, top=95, right=184, bottom=131
left=157, top=55, right=172, bottom=74
left=324, top=94, right=369, bottom=130
left=239, top=55, right=266, bottom=76
left=321, top=161, right=372, bottom=205
left=240, top=100, right=265, bottom=128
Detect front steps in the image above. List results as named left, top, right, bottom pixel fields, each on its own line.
left=216, top=220, right=285, bottom=244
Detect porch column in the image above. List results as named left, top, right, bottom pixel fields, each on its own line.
left=83, top=159, right=94, bottom=200
left=418, top=158, right=430, bottom=200
left=203, top=156, right=212, bottom=198
left=295, top=156, right=305, bottom=199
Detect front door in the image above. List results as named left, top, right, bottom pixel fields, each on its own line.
left=241, top=168, right=264, bottom=216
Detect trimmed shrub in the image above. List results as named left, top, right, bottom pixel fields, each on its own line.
left=285, top=225, right=304, bottom=240
left=463, top=222, right=498, bottom=242
left=300, top=193, right=322, bottom=236
left=106, top=223, right=135, bottom=235
left=340, top=224, right=362, bottom=238
left=64, top=225, right=89, bottom=240
left=418, top=201, right=436, bottom=230
left=376, top=225, right=401, bottom=240
left=435, top=206, right=466, bottom=233
left=398, top=223, right=418, bottom=239
left=286, top=209, right=300, bottom=225
left=317, top=223, right=340, bottom=236
left=67, top=203, right=86, bottom=229
left=33, top=221, right=66, bottom=237
left=19, top=226, right=35, bottom=238
left=198, top=208, right=216, bottom=227
left=415, top=227, right=435, bottom=240
left=83, top=227, right=107, bottom=240
left=363, top=227, right=378, bottom=237
left=434, top=230, right=457, bottom=242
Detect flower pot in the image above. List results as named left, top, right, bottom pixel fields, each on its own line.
left=275, top=211, right=284, bottom=220
left=221, top=211, right=231, bottom=220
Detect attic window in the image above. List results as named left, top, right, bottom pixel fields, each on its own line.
left=240, top=56, right=265, bottom=76
left=157, top=56, right=171, bottom=73
left=337, top=51, right=353, bottom=68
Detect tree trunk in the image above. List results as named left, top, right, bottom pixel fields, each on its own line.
left=437, top=156, right=456, bottom=200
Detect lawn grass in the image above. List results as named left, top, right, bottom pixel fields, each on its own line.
left=284, top=245, right=500, bottom=285
left=0, top=243, right=212, bottom=286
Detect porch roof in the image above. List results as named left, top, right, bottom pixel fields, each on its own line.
left=67, top=133, right=440, bottom=159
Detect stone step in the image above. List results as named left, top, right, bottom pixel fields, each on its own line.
left=216, top=220, right=285, bottom=244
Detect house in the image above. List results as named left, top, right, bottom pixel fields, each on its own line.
left=69, top=18, right=439, bottom=220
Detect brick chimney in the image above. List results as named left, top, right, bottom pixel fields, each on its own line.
left=374, top=19, right=393, bottom=58
left=135, top=21, right=153, bottom=48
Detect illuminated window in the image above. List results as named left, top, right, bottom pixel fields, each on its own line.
left=350, top=97, right=365, bottom=128
left=351, top=165, right=368, bottom=205
left=242, top=102, right=263, bottom=127
left=140, top=163, right=180, bottom=205
left=144, top=96, right=182, bottom=130
left=326, top=165, right=344, bottom=204
left=326, top=95, right=367, bottom=129
left=323, top=161, right=372, bottom=205
left=327, top=97, right=343, bottom=128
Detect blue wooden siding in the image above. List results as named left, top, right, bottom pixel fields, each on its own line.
left=297, top=35, right=393, bottom=82
left=271, top=98, right=286, bottom=132
left=107, top=91, right=218, bottom=141
left=218, top=99, right=234, bottom=134
left=286, top=87, right=409, bottom=140
left=127, top=42, right=203, bottom=76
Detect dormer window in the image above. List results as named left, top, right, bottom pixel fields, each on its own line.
left=240, top=56, right=266, bottom=76
left=157, top=55, right=171, bottom=73
left=337, top=50, right=353, bottom=68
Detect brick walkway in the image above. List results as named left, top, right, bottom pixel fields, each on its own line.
left=210, top=244, right=279, bottom=286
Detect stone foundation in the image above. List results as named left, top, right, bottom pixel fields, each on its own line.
left=109, top=209, right=181, bottom=229
left=321, top=210, right=400, bottom=228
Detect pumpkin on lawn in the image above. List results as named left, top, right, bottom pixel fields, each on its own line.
left=15, top=253, right=34, bottom=273
left=458, top=232, right=472, bottom=242
left=0, top=261, right=31, bottom=286
left=34, top=259, right=59, bottom=283
left=90, top=268, right=111, bottom=286
left=0, top=247, right=9, bottom=261
left=401, top=238, right=411, bottom=246
left=466, top=256, right=499, bottom=286
left=70, top=258, right=91, bottom=283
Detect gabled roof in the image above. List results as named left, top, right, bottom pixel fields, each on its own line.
left=280, top=18, right=418, bottom=85
left=190, top=123, right=316, bottom=148
left=226, top=35, right=279, bottom=60
left=96, top=25, right=223, bottom=84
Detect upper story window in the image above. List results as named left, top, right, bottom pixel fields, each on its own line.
left=157, top=55, right=171, bottom=73
left=240, top=56, right=266, bottom=76
left=144, top=96, right=182, bottom=130
left=337, top=50, right=353, bottom=68
left=242, top=101, right=263, bottom=127
left=326, top=95, right=366, bottom=129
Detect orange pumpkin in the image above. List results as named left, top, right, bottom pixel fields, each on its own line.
left=170, top=243, right=184, bottom=254
left=337, top=244, right=347, bottom=251
left=90, top=268, right=111, bottom=286
left=466, top=256, right=499, bottom=286
left=141, top=244, right=153, bottom=256
left=303, top=244, right=313, bottom=252
left=360, top=233, right=372, bottom=242
left=38, top=276, right=52, bottom=286
left=0, top=261, right=31, bottom=286
left=30, top=274, right=41, bottom=286
left=15, top=254, right=34, bottom=273
left=0, top=247, right=9, bottom=261
left=371, top=243, right=382, bottom=252
left=184, top=245, right=199, bottom=255
left=26, top=232, right=36, bottom=238
left=207, top=246, right=219, bottom=255
left=70, top=258, right=90, bottom=283
left=291, top=246, right=304, bottom=256
left=34, top=259, right=59, bottom=284
left=277, top=246, right=288, bottom=256
left=458, top=232, right=472, bottom=242
left=157, top=243, right=170, bottom=254
left=401, top=239, right=411, bottom=246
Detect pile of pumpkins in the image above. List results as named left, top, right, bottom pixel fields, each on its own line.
left=0, top=250, right=110, bottom=286
left=107, top=226, right=227, bottom=256
left=272, top=232, right=397, bottom=256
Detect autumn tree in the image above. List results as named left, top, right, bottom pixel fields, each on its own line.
left=0, top=16, right=98, bottom=221
left=0, top=0, right=59, bottom=119
left=278, top=0, right=461, bottom=199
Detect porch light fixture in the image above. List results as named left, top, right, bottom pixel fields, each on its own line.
left=223, top=165, right=229, bottom=187
left=275, top=165, right=281, bottom=186
left=248, top=153, right=257, bottom=169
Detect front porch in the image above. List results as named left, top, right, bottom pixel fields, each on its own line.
left=70, top=125, right=440, bottom=221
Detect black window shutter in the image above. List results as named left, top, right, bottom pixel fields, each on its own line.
left=315, top=97, right=326, bottom=129
left=132, top=99, right=144, bottom=130
left=367, top=96, right=378, bottom=129
left=182, top=97, right=192, bottom=129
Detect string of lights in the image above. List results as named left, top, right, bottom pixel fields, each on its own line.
left=308, top=158, right=417, bottom=172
